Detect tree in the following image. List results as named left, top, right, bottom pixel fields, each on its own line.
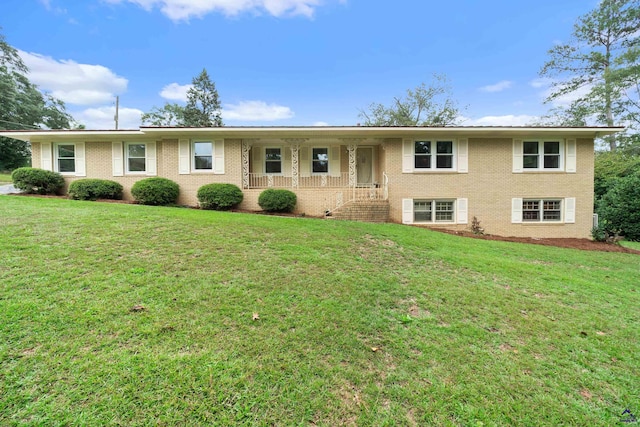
left=184, top=69, right=223, bottom=127
left=598, top=172, right=640, bottom=240
left=1, top=28, right=74, bottom=170
left=141, top=102, right=185, bottom=126
left=540, top=0, right=640, bottom=151
left=359, top=74, right=461, bottom=126
left=594, top=150, right=640, bottom=205
left=141, top=68, right=223, bottom=127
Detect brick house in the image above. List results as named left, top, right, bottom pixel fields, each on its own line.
left=1, top=126, right=622, bottom=238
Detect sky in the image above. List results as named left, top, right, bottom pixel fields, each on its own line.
left=1, top=0, right=599, bottom=129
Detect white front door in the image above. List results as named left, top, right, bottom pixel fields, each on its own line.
left=356, top=147, right=373, bottom=186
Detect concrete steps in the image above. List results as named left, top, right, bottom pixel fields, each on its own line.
left=327, top=199, right=390, bottom=223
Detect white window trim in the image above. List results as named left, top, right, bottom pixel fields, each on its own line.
left=125, top=142, right=147, bottom=175
left=311, top=146, right=330, bottom=175
left=522, top=139, right=565, bottom=172
left=264, top=146, right=284, bottom=176
left=191, top=140, right=214, bottom=173
left=404, top=139, right=459, bottom=173
left=522, top=198, right=563, bottom=223
left=512, top=198, right=575, bottom=224
left=53, top=143, right=76, bottom=175
left=412, top=199, right=457, bottom=224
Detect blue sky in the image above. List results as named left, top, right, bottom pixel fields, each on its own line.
left=2, top=0, right=598, bottom=129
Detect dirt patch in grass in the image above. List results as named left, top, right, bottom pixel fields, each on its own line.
left=434, top=229, right=640, bottom=254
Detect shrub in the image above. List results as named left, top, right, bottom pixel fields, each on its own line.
left=68, top=179, right=123, bottom=201
left=131, top=177, right=179, bottom=206
left=197, top=183, right=243, bottom=210
left=258, top=189, right=297, bottom=213
left=11, top=167, right=64, bottom=195
left=590, top=225, right=606, bottom=242
left=598, top=173, right=640, bottom=241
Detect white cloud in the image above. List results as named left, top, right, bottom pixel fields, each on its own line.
left=529, top=77, right=553, bottom=89
left=479, top=80, right=513, bottom=93
left=73, top=106, right=143, bottom=129
left=160, top=83, right=192, bottom=102
left=529, top=77, right=593, bottom=108
left=461, top=115, right=540, bottom=126
left=39, top=0, right=52, bottom=10
left=18, top=50, right=127, bottom=105
left=223, top=100, right=294, bottom=121
left=103, top=0, right=334, bottom=21
left=312, top=121, right=329, bottom=126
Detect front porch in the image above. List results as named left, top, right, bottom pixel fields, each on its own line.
left=240, top=138, right=389, bottom=208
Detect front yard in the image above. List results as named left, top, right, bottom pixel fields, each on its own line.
left=0, top=197, right=638, bottom=426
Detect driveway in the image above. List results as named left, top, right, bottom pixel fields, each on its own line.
left=0, top=184, right=21, bottom=195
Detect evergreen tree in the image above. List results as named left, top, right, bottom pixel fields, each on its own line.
left=183, top=69, right=223, bottom=127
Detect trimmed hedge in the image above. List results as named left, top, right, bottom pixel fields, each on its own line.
left=131, top=177, right=179, bottom=206
left=68, top=179, right=123, bottom=201
left=11, top=167, right=64, bottom=195
left=197, top=183, right=243, bottom=210
left=258, top=189, right=297, bottom=213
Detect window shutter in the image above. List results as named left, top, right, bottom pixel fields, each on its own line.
left=402, top=139, right=413, bottom=173
left=329, top=146, right=341, bottom=177
left=511, top=198, right=523, bottom=223
left=145, top=142, right=157, bottom=176
left=252, top=145, right=263, bottom=174
left=112, top=142, right=123, bottom=176
left=566, top=139, right=576, bottom=173
left=178, top=139, right=190, bottom=174
left=300, top=147, right=310, bottom=177
left=513, top=139, right=523, bottom=173
left=564, top=197, right=576, bottom=223
left=283, top=146, right=291, bottom=174
left=75, top=142, right=86, bottom=177
left=457, top=198, right=468, bottom=224
left=457, top=138, right=468, bottom=173
left=402, top=199, right=414, bottom=224
left=41, top=143, right=52, bottom=171
left=213, top=140, right=224, bottom=174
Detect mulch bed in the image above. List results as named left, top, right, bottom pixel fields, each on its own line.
left=8, top=193, right=639, bottom=254
left=434, top=229, right=640, bottom=254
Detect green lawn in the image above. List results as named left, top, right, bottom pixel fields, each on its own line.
left=1, top=197, right=638, bottom=426
left=0, top=172, right=12, bottom=184
left=620, top=240, right=640, bottom=250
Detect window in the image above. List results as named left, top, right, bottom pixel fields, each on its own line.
left=126, top=143, right=146, bottom=173
left=312, top=148, right=329, bottom=173
left=523, top=140, right=562, bottom=170
left=523, top=199, right=562, bottom=222
left=193, top=141, right=213, bottom=170
left=265, top=148, right=282, bottom=174
left=414, top=200, right=455, bottom=223
left=55, top=144, right=75, bottom=173
left=414, top=140, right=454, bottom=170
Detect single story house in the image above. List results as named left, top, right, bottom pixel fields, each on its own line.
left=0, top=126, right=622, bottom=238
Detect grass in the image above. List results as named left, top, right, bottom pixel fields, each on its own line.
left=0, top=172, right=12, bottom=184
left=1, top=196, right=638, bottom=426
left=620, top=240, right=640, bottom=250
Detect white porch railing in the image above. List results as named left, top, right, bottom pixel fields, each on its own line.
left=248, top=172, right=353, bottom=189
left=330, top=172, right=389, bottom=213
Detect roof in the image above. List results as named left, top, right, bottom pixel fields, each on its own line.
left=0, top=125, right=625, bottom=142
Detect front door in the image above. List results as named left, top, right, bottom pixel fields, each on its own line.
left=356, top=147, right=374, bottom=186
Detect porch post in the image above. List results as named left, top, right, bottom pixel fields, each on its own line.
left=347, top=143, right=358, bottom=188
left=284, top=139, right=307, bottom=189
left=242, top=139, right=256, bottom=189
left=340, top=139, right=364, bottom=188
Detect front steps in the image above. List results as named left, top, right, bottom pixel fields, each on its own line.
left=327, top=199, right=390, bottom=223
